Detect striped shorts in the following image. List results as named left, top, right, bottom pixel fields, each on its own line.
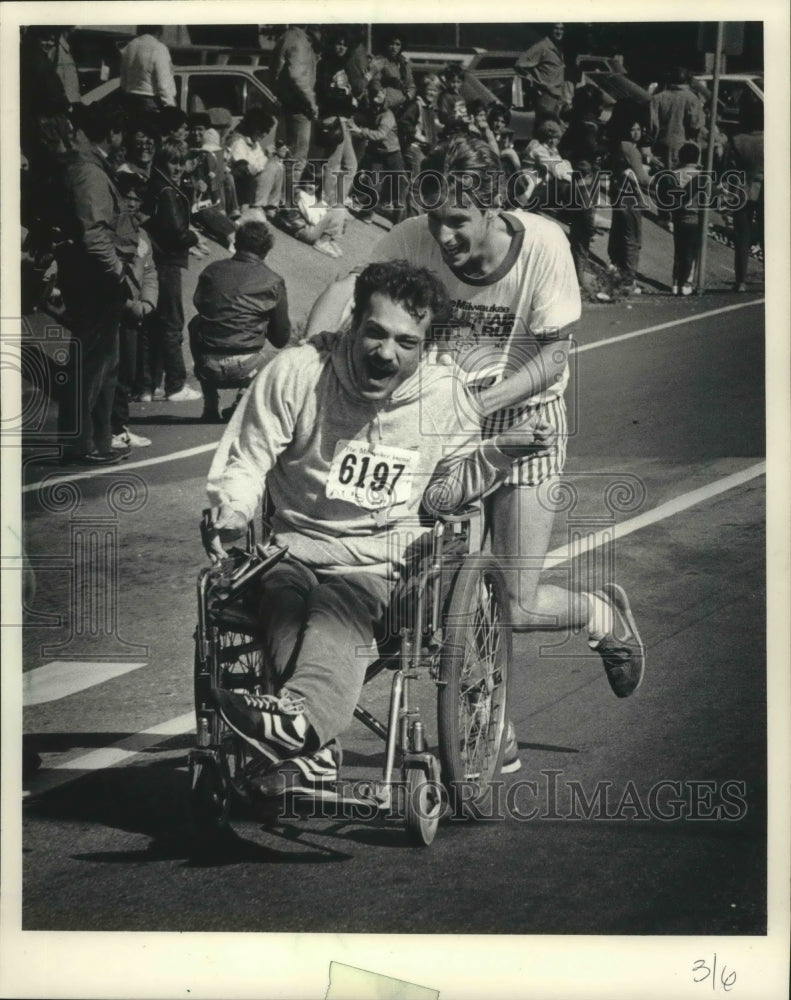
left=482, top=395, right=568, bottom=488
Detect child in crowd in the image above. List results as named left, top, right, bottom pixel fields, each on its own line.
left=487, top=104, right=521, bottom=176
left=397, top=74, right=442, bottom=175
left=437, top=64, right=470, bottom=137
left=523, top=118, right=574, bottom=184
left=189, top=219, right=291, bottom=422
left=467, top=99, right=499, bottom=155
left=139, top=139, right=202, bottom=402
left=348, top=80, right=406, bottom=223
left=112, top=171, right=158, bottom=446
left=667, top=142, right=703, bottom=295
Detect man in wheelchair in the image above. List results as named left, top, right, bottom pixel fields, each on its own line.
left=203, top=260, right=551, bottom=797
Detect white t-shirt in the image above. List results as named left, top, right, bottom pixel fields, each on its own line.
left=371, top=210, right=581, bottom=405
left=228, top=133, right=267, bottom=176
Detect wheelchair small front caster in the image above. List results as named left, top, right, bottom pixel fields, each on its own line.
left=189, top=751, right=230, bottom=840
left=404, top=765, right=443, bottom=847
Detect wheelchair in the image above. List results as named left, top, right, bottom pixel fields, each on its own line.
left=189, top=502, right=512, bottom=847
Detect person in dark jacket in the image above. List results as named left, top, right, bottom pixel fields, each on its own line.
left=723, top=95, right=764, bottom=292
left=188, top=220, right=291, bottom=422
left=54, top=105, right=130, bottom=464
left=370, top=32, right=414, bottom=112
left=139, top=139, right=201, bottom=402
left=20, top=26, right=72, bottom=165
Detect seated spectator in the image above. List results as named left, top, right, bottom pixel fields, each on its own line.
left=487, top=103, right=521, bottom=176
left=523, top=118, right=573, bottom=186
left=369, top=32, right=414, bottom=111
left=204, top=260, right=545, bottom=796
left=111, top=171, right=157, bottom=447
left=139, top=139, right=201, bottom=402
left=183, top=112, right=236, bottom=249
left=468, top=99, right=499, bottom=154
left=272, top=165, right=346, bottom=258
left=204, top=108, right=240, bottom=219
left=398, top=73, right=442, bottom=177
left=348, top=81, right=406, bottom=223
left=437, top=64, right=470, bottom=138
left=228, top=108, right=284, bottom=215
left=189, top=219, right=291, bottom=422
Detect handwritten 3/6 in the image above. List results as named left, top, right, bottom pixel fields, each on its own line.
left=693, top=954, right=736, bottom=992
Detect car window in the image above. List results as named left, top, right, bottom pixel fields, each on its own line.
left=185, top=73, right=247, bottom=116
left=481, top=74, right=517, bottom=108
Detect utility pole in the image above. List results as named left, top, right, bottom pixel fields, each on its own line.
left=696, top=21, right=724, bottom=295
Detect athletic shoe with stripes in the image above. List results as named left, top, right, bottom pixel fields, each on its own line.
left=590, top=583, right=645, bottom=698
left=211, top=687, right=312, bottom=763
left=250, top=743, right=341, bottom=799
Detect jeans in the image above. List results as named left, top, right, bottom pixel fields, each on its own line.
left=278, top=112, right=313, bottom=198
left=732, top=197, right=764, bottom=285
left=568, top=208, right=597, bottom=285
left=672, top=219, right=699, bottom=286
left=608, top=206, right=642, bottom=284
left=57, top=279, right=122, bottom=454
left=190, top=336, right=269, bottom=413
left=321, top=120, right=357, bottom=207
left=111, top=318, right=140, bottom=434
left=258, top=558, right=392, bottom=747
left=352, top=148, right=407, bottom=222
left=235, top=158, right=285, bottom=209
left=294, top=207, right=346, bottom=246
left=143, top=262, right=186, bottom=396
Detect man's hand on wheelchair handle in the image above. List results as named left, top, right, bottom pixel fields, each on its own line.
left=495, top=414, right=557, bottom=459
left=202, top=505, right=248, bottom=563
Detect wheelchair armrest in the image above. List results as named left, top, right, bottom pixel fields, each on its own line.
left=435, top=503, right=482, bottom=525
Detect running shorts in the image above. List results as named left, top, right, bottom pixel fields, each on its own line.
left=482, top=395, right=568, bottom=488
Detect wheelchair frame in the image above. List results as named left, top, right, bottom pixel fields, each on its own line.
left=189, top=506, right=512, bottom=847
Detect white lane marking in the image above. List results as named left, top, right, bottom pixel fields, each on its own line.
left=23, top=661, right=146, bottom=706
left=575, top=299, right=763, bottom=354
left=543, top=461, right=765, bottom=570
left=25, top=462, right=766, bottom=794
left=20, top=299, right=764, bottom=496
left=21, top=443, right=217, bottom=494
left=27, top=712, right=196, bottom=796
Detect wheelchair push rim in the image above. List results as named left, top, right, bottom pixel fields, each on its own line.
left=437, top=554, right=511, bottom=816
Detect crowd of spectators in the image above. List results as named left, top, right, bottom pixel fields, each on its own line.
left=20, top=23, right=765, bottom=464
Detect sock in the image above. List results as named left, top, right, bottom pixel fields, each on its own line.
left=584, top=592, right=614, bottom=645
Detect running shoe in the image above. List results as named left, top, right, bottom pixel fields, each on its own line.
left=112, top=427, right=151, bottom=448
left=211, top=687, right=311, bottom=763
left=166, top=385, right=202, bottom=402
left=590, top=583, right=645, bottom=698
left=501, top=720, right=522, bottom=774
left=250, top=743, right=341, bottom=799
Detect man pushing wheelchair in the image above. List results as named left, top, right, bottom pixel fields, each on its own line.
left=202, top=259, right=643, bottom=802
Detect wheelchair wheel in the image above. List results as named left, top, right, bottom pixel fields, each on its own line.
left=404, top=766, right=443, bottom=847
left=437, top=555, right=511, bottom=816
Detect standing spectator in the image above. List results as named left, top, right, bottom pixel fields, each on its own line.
left=140, top=140, right=201, bottom=403
left=344, top=30, right=373, bottom=102
left=348, top=81, right=406, bottom=223
left=315, top=31, right=358, bottom=208
left=606, top=104, right=652, bottom=296
left=53, top=27, right=81, bottom=104
left=649, top=66, right=704, bottom=170
left=227, top=108, right=284, bottom=215
left=20, top=27, right=71, bottom=164
left=54, top=105, right=130, bottom=464
left=119, top=26, right=177, bottom=115
left=723, top=96, right=764, bottom=292
left=189, top=219, right=291, bottom=422
left=437, top=65, right=470, bottom=137
left=655, top=142, right=704, bottom=295
left=111, top=171, right=157, bottom=447
left=272, top=24, right=322, bottom=191
left=116, top=114, right=159, bottom=181
left=515, top=23, right=567, bottom=121
left=370, top=32, right=414, bottom=112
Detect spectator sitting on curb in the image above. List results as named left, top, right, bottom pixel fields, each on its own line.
left=188, top=219, right=291, bottom=423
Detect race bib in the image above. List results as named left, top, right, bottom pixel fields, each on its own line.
left=326, top=440, right=419, bottom=512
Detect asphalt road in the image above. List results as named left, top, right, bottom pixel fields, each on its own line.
left=15, top=212, right=767, bottom=940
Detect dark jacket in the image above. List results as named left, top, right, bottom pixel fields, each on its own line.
left=144, top=167, right=199, bottom=267
left=559, top=115, right=605, bottom=167
left=316, top=54, right=357, bottom=118
left=55, top=145, right=125, bottom=298
left=189, top=252, right=291, bottom=355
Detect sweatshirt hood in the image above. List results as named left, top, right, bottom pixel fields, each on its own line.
left=329, top=329, right=446, bottom=407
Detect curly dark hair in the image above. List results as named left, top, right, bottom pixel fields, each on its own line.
left=352, top=260, right=451, bottom=334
